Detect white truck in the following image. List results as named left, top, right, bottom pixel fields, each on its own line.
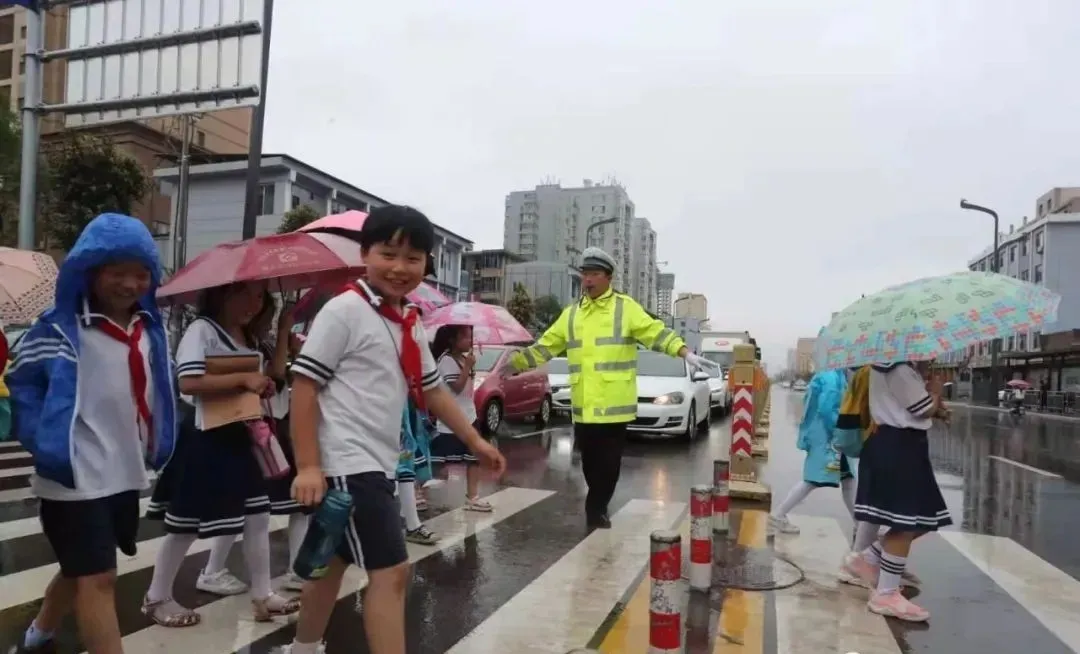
left=698, top=330, right=750, bottom=416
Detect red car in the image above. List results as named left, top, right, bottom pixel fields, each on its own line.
left=472, top=345, right=552, bottom=434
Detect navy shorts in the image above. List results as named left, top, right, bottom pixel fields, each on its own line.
left=40, top=490, right=140, bottom=577
left=329, top=472, right=408, bottom=571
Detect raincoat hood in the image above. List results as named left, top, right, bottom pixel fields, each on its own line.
left=50, top=213, right=163, bottom=322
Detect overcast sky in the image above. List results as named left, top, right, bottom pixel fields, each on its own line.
left=263, top=0, right=1080, bottom=372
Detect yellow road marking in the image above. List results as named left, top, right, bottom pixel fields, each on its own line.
left=598, top=518, right=691, bottom=653
left=713, top=509, right=767, bottom=653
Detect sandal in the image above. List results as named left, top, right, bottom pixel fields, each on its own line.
left=465, top=495, right=493, bottom=513
left=141, top=596, right=201, bottom=628
left=252, top=592, right=301, bottom=622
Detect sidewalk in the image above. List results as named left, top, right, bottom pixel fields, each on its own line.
left=945, top=400, right=1080, bottom=424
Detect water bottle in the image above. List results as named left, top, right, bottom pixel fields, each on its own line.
left=293, top=488, right=354, bottom=580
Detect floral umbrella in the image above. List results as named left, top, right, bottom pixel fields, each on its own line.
left=0, top=247, right=58, bottom=325
left=814, top=271, right=1060, bottom=370
left=422, top=302, right=533, bottom=345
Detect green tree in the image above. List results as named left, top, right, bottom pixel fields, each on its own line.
left=532, top=294, right=562, bottom=332
left=277, top=204, right=321, bottom=233
left=41, top=133, right=150, bottom=251
left=0, top=103, right=23, bottom=247
left=506, top=282, right=534, bottom=330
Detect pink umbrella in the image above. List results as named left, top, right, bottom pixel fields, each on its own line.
left=1006, top=379, right=1031, bottom=389
left=298, top=210, right=367, bottom=237
left=409, top=282, right=452, bottom=314
left=423, top=302, right=533, bottom=345
left=293, top=280, right=449, bottom=324
left=0, top=247, right=58, bottom=325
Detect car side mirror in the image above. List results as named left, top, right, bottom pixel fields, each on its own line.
left=692, top=371, right=710, bottom=382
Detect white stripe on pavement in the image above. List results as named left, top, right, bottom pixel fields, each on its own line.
left=0, top=451, right=31, bottom=461
left=446, top=498, right=687, bottom=653
left=0, top=487, right=34, bottom=504
left=119, top=487, right=555, bottom=653
left=988, top=455, right=1062, bottom=479
left=0, top=442, right=21, bottom=451
left=0, top=466, right=32, bottom=479
left=941, top=531, right=1080, bottom=651
left=775, top=515, right=901, bottom=653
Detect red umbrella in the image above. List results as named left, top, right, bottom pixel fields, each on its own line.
left=157, top=232, right=365, bottom=305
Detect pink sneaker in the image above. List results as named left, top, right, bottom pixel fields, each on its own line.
left=867, top=589, right=930, bottom=622
left=838, top=552, right=878, bottom=589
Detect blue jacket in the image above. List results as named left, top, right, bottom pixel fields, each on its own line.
left=5, top=213, right=177, bottom=488
left=798, top=369, right=847, bottom=485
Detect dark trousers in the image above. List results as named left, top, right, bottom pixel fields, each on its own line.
left=574, top=421, right=628, bottom=516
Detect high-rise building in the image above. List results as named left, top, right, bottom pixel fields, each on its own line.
left=795, top=337, right=817, bottom=377
left=657, top=273, right=676, bottom=316
left=0, top=4, right=252, bottom=238
left=674, top=292, right=708, bottom=321
left=502, top=179, right=656, bottom=307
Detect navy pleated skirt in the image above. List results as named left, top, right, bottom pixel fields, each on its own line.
left=852, top=424, right=952, bottom=531
left=147, top=408, right=271, bottom=538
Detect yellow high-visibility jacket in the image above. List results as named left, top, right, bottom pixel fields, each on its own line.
left=510, top=289, right=686, bottom=423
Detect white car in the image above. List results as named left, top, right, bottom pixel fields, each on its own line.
left=793, top=379, right=808, bottom=392
left=547, top=357, right=573, bottom=416
left=705, top=367, right=730, bottom=416
left=630, top=350, right=712, bottom=440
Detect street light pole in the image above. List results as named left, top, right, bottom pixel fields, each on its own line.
left=960, top=199, right=1001, bottom=404
left=584, top=216, right=619, bottom=249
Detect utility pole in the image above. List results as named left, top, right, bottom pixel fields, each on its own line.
left=960, top=199, right=1001, bottom=404
left=16, top=2, right=43, bottom=250
left=168, top=114, right=195, bottom=348
left=241, top=0, right=274, bottom=239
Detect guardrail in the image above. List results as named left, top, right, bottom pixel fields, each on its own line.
left=1007, top=390, right=1078, bottom=414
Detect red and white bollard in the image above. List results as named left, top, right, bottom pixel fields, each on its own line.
left=649, top=530, right=682, bottom=654
left=689, top=485, right=713, bottom=592
left=731, top=385, right=754, bottom=461
left=712, top=459, right=730, bottom=533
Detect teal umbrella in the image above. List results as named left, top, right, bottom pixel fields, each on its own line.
left=815, top=271, right=1060, bottom=370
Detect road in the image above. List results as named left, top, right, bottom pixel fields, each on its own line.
left=0, top=388, right=1079, bottom=652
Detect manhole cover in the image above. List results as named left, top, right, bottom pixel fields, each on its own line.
left=695, top=542, right=803, bottom=593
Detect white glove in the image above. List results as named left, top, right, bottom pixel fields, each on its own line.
left=684, top=352, right=717, bottom=373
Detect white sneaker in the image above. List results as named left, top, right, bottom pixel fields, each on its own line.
left=196, top=569, right=248, bottom=596
left=768, top=515, right=801, bottom=535
left=281, top=572, right=305, bottom=592
left=273, top=643, right=326, bottom=654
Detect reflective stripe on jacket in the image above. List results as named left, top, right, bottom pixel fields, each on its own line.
left=510, top=289, right=686, bottom=424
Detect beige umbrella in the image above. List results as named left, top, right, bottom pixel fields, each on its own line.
left=0, top=247, right=57, bottom=325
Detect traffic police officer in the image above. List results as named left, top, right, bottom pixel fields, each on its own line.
left=509, top=247, right=715, bottom=528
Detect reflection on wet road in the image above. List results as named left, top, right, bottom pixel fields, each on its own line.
left=1, top=389, right=1080, bottom=651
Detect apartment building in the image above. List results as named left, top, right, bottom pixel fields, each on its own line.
left=0, top=4, right=252, bottom=237
left=657, top=272, right=675, bottom=317
left=795, top=337, right=816, bottom=377
left=154, top=153, right=474, bottom=298
left=503, top=179, right=655, bottom=307
left=462, top=249, right=526, bottom=304
left=674, top=292, right=708, bottom=321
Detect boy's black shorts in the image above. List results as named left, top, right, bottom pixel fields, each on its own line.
left=329, top=472, right=408, bottom=571
left=40, top=490, right=140, bottom=578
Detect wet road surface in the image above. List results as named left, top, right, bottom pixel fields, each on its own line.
left=0, top=389, right=1079, bottom=651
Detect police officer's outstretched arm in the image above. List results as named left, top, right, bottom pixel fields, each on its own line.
left=626, top=298, right=686, bottom=356
left=509, top=305, right=570, bottom=372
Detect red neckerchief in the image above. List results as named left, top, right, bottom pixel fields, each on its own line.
left=343, top=282, right=426, bottom=411
left=94, top=316, right=154, bottom=453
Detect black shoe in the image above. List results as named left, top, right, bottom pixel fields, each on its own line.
left=586, top=513, right=612, bottom=529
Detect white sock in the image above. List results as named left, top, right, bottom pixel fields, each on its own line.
left=203, top=535, right=236, bottom=576
left=147, top=533, right=197, bottom=602
left=840, top=477, right=857, bottom=518
left=861, top=540, right=883, bottom=566
left=852, top=521, right=881, bottom=552
left=398, top=480, right=422, bottom=531
left=288, top=513, right=311, bottom=571
left=877, top=550, right=906, bottom=593
left=289, top=641, right=320, bottom=654
left=241, top=512, right=273, bottom=600
left=773, top=481, right=814, bottom=519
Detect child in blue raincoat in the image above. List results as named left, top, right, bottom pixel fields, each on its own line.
left=396, top=399, right=438, bottom=545
left=769, top=368, right=855, bottom=534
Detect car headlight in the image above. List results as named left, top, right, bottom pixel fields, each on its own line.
left=653, top=392, right=685, bottom=405
left=552, top=385, right=565, bottom=394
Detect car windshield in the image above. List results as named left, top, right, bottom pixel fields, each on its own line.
left=637, top=351, right=687, bottom=377
left=474, top=347, right=506, bottom=372
left=547, top=358, right=569, bottom=374
left=702, top=351, right=734, bottom=368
